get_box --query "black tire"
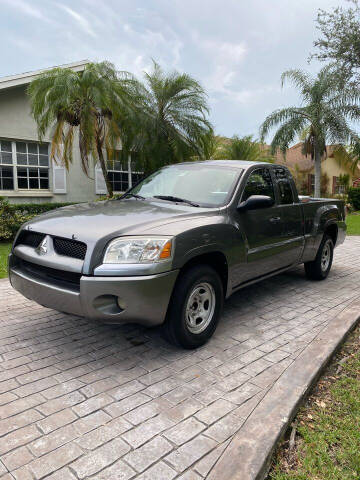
[163,265,224,349]
[304,234,334,280]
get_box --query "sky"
[0,0,350,139]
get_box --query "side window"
[274,167,294,205]
[242,168,275,202]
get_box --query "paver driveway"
[0,237,359,480]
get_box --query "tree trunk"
[96,143,113,197]
[314,144,321,198]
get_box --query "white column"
[127,154,132,188]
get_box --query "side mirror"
[237,195,274,212]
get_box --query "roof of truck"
[179,160,277,169]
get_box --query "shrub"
[9,201,76,215]
[348,187,360,211]
[0,197,78,241]
[96,194,123,202]
[0,199,33,240]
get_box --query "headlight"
[103,237,173,264]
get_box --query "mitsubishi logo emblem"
[36,237,48,255]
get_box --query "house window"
[16,142,49,190]
[333,176,346,195]
[106,151,143,193]
[308,174,315,195]
[0,139,49,191]
[0,140,14,190]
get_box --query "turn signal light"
[160,240,172,259]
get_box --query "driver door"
[233,167,285,284]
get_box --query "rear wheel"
[304,234,334,280]
[163,265,223,349]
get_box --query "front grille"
[16,231,45,248]
[53,237,87,260]
[18,257,82,287]
[16,231,87,261]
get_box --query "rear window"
[274,168,294,205]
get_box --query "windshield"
[129,164,241,207]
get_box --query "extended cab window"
[242,168,275,202]
[274,167,294,205]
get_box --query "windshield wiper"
[120,192,146,200]
[153,195,199,207]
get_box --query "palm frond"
[270,116,308,154]
[281,69,313,100]
[260,107,309,141]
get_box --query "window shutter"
[332,176,337,195]
[95,164,107,194]
[52,145,67,194]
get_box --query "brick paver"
[0,237,359,479]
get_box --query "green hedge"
[7,201,76,215]
[0,197,77,241]
[348,187,360,211]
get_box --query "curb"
[208,298,360,480]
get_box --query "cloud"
[191,32,248,98]
[122,22,183,70]
[2,0,49,21]
[232,85,281,104]
[201,39,247,64]
[58,5,97,38]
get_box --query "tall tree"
[192,129,222,160]
[311,1,360,86]
[134,62,212,173]
[217,135,275,162]
[260,67,360,197]
[28,61,135,197]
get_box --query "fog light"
[117,298,127,310]
[93,295,123,315]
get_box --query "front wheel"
[304,235,334,280]
[163,265,223,349]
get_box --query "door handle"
[269,216,281,223]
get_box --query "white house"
[0,60,141,204]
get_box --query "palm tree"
[217,135,275,162]
[192,129,222,160]
[134,62,212,173]
[260,67,360,197]
[28,61,135,197]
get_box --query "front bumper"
[9,253,179,326]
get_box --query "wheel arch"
[176,251,229,297]
[324,222,338,246]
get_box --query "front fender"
[171,221,246,297]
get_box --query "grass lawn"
[268,325,360,480]
[346,211,360,235]
[0,242,11,278]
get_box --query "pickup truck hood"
[23,199,213,242]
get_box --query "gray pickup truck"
[9,160,346,348]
